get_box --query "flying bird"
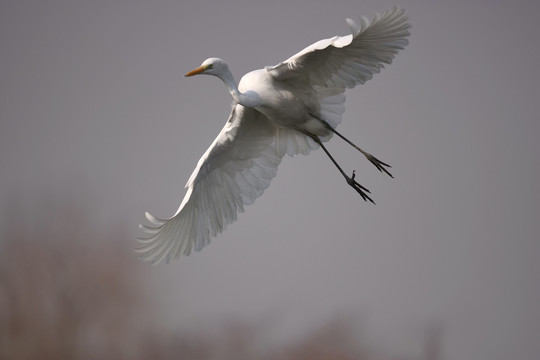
[137,7,410,263]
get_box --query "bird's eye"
[206,64,214,69]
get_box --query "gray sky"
[1,0,539,359]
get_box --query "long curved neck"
[217,69,261,108]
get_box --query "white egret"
[137,7,410,263]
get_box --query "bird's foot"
[346,170,375,204]
[365,153,393,178]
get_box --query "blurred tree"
[0,197,438,359]
[0,200,150,359]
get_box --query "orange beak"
[185,65,207,77]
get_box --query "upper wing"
[267,7,410,89]
[136,105,282,264]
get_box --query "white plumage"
[137,7,410,264]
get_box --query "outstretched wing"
[267,7,410,89]
[136,105,282,264]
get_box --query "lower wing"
[136,105,283,264]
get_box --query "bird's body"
[209,62,335,139]
[137,8,410,264]
[240,70,313,128]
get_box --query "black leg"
[310,113,394,178]
[328,125,394,178]
[311,135,375,204]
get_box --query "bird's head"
[185,58,229,78]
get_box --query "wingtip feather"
[346,18,360,37]
[145,211,166,225]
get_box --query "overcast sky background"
[1,0,539,359]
